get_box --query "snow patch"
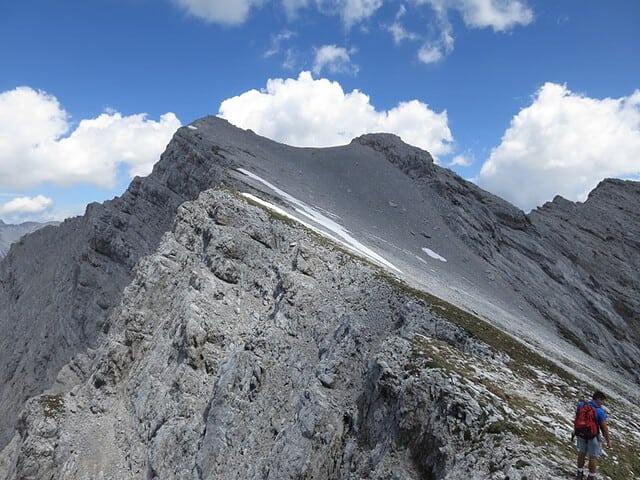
[187,125,198,130]
[237,168,402,274]
[422,247,447,262]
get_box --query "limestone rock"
[4,189,622,479]
[1,117,639,479]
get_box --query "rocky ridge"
[0,220,57,259]
[3,189,639,479]
[0,116,639,478]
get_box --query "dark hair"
[593,391,607,401]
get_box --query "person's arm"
[600,420,612,448]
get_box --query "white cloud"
[169,1,533,68]
[264,30,296,58]
[172,0,264,24]
[317,0,383,26]
[218,71,452,158]
[478,83,640,211]
[387,6,421,45]
[264,30,299,70]
[173,0,381,26]
[410,0,532,62]
[282,0,309,18]
[385,3,454,64]
[417,0,533,31]
[417,19,454,64]
[0,87,69,167]
[388,21,420,44]
[0,86,181,190]
[0,195,53,215]
[450,154,472,167]
[418,42,444,63]
[456,0,534,31]
[312,45,358,75]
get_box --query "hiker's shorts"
[577,436,602,457]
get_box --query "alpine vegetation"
[0,117,638,479]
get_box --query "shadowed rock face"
[0,126,232,449]
[0,116,638,478]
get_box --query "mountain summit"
[1,117,638,479]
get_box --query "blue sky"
[1,0,639,223]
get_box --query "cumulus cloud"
[0,86,181,190]
[173,0,534,31]
[477,83,640,211]
[312,45,358,75]
[172,0,265,24]
[218,71,452,157]
[0,195,53,215]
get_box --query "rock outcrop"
[0,116,639,479]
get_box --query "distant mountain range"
[0,220,58,259]
[1,117,638,479]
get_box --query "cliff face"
[0,127,233,450]
[416,167,640,383]
[0,117,639,479]
[528,180,640,368]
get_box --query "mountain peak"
[352,131,435,179]
[586,177,640,205]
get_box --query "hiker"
[575,390,611,479]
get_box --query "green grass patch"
[378,271,583,389]
[600,444,640,479]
